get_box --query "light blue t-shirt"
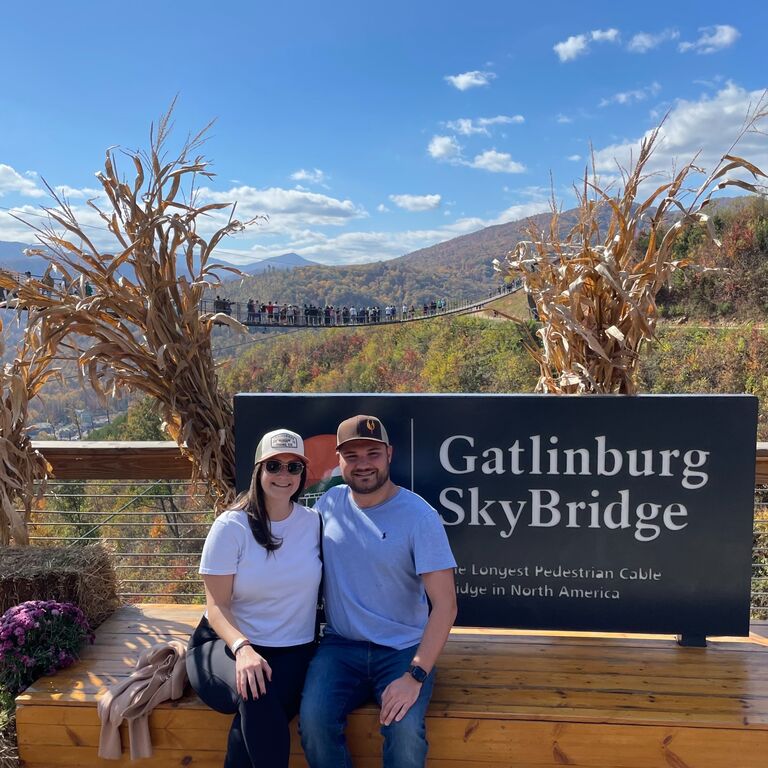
[315,484,457,650]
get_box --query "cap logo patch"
[271,433,298,449]
[366,419,377,434]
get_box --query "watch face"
[409,665,428,683]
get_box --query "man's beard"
[345,465,390,495]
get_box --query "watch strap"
[408,664,428,683]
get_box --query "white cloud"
[0,164,44,198]
[469,150,525,174]
[556,114,573,124]
[376,203,389,213]
[181,186,371,246]
[290,168,327,185]
[428,135,461,161]
[199,185,366,228]
[445,119,478,136]
[554,29,620,62]
[693,75,727,89]
[591,28,620,43]
[428,135,526,174]
[389,194,442,212]
[0,207,38,242]
[444,70,496,91]
[53,185,106,199]
[591,83,768,194]
[600,81,661,107]
[679,25,740,54]
[226,227,465,266]
[554,34,589,62]
[445,115,524,136]
[568,154,582,162]
[493,201,551,224]
[627,28,679,53]
[0,200,121,249]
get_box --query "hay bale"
[0,543,119,629]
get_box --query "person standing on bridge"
[187,428,321,768]
[299,415,457,768]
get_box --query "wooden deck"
[15,604,768,768]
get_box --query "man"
[300,415,457,768]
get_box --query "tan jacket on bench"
[97,640,188,760]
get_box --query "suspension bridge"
[0,268,525,330]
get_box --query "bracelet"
[230,637,251,655]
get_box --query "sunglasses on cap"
[262,459,305,475]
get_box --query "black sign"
[234,394,757,637]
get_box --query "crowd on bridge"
[213,298,452,326]
[210,283,515,327]
[0,268,93,306]
[1,264,518,326]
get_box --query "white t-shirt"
[199,504,321,646]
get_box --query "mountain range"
[216,208,575,309]
[0,205,687,310]
[0,242,318,278]
[1,195,755,310]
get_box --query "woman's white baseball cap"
[253,429,309,464]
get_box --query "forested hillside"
[214,256,503,311]
[103,316,768,442]
[657,197,768,319]
[220,316,539,395]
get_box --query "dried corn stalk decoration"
[9,108,257,511]
[0,316,55,544]
[495,106,768,394]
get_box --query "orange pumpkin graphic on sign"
[302,434,343,499]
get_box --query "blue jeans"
[299,633,435,768]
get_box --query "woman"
[186,428,321,768]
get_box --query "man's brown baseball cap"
[336,415,390,449]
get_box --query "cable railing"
[755,486,768,616]
[27,477,329,602]
[22,441,768,618]
[30,479,212,600]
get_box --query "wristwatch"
[408,664,429,683]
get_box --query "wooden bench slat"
[27,659,768,707]
[37,658,768,696]
[69,652,768,684]
[16,713,768,768]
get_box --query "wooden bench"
[15,604,768,767]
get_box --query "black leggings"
[186,617,315,768]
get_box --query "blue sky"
[1,1,767,266]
